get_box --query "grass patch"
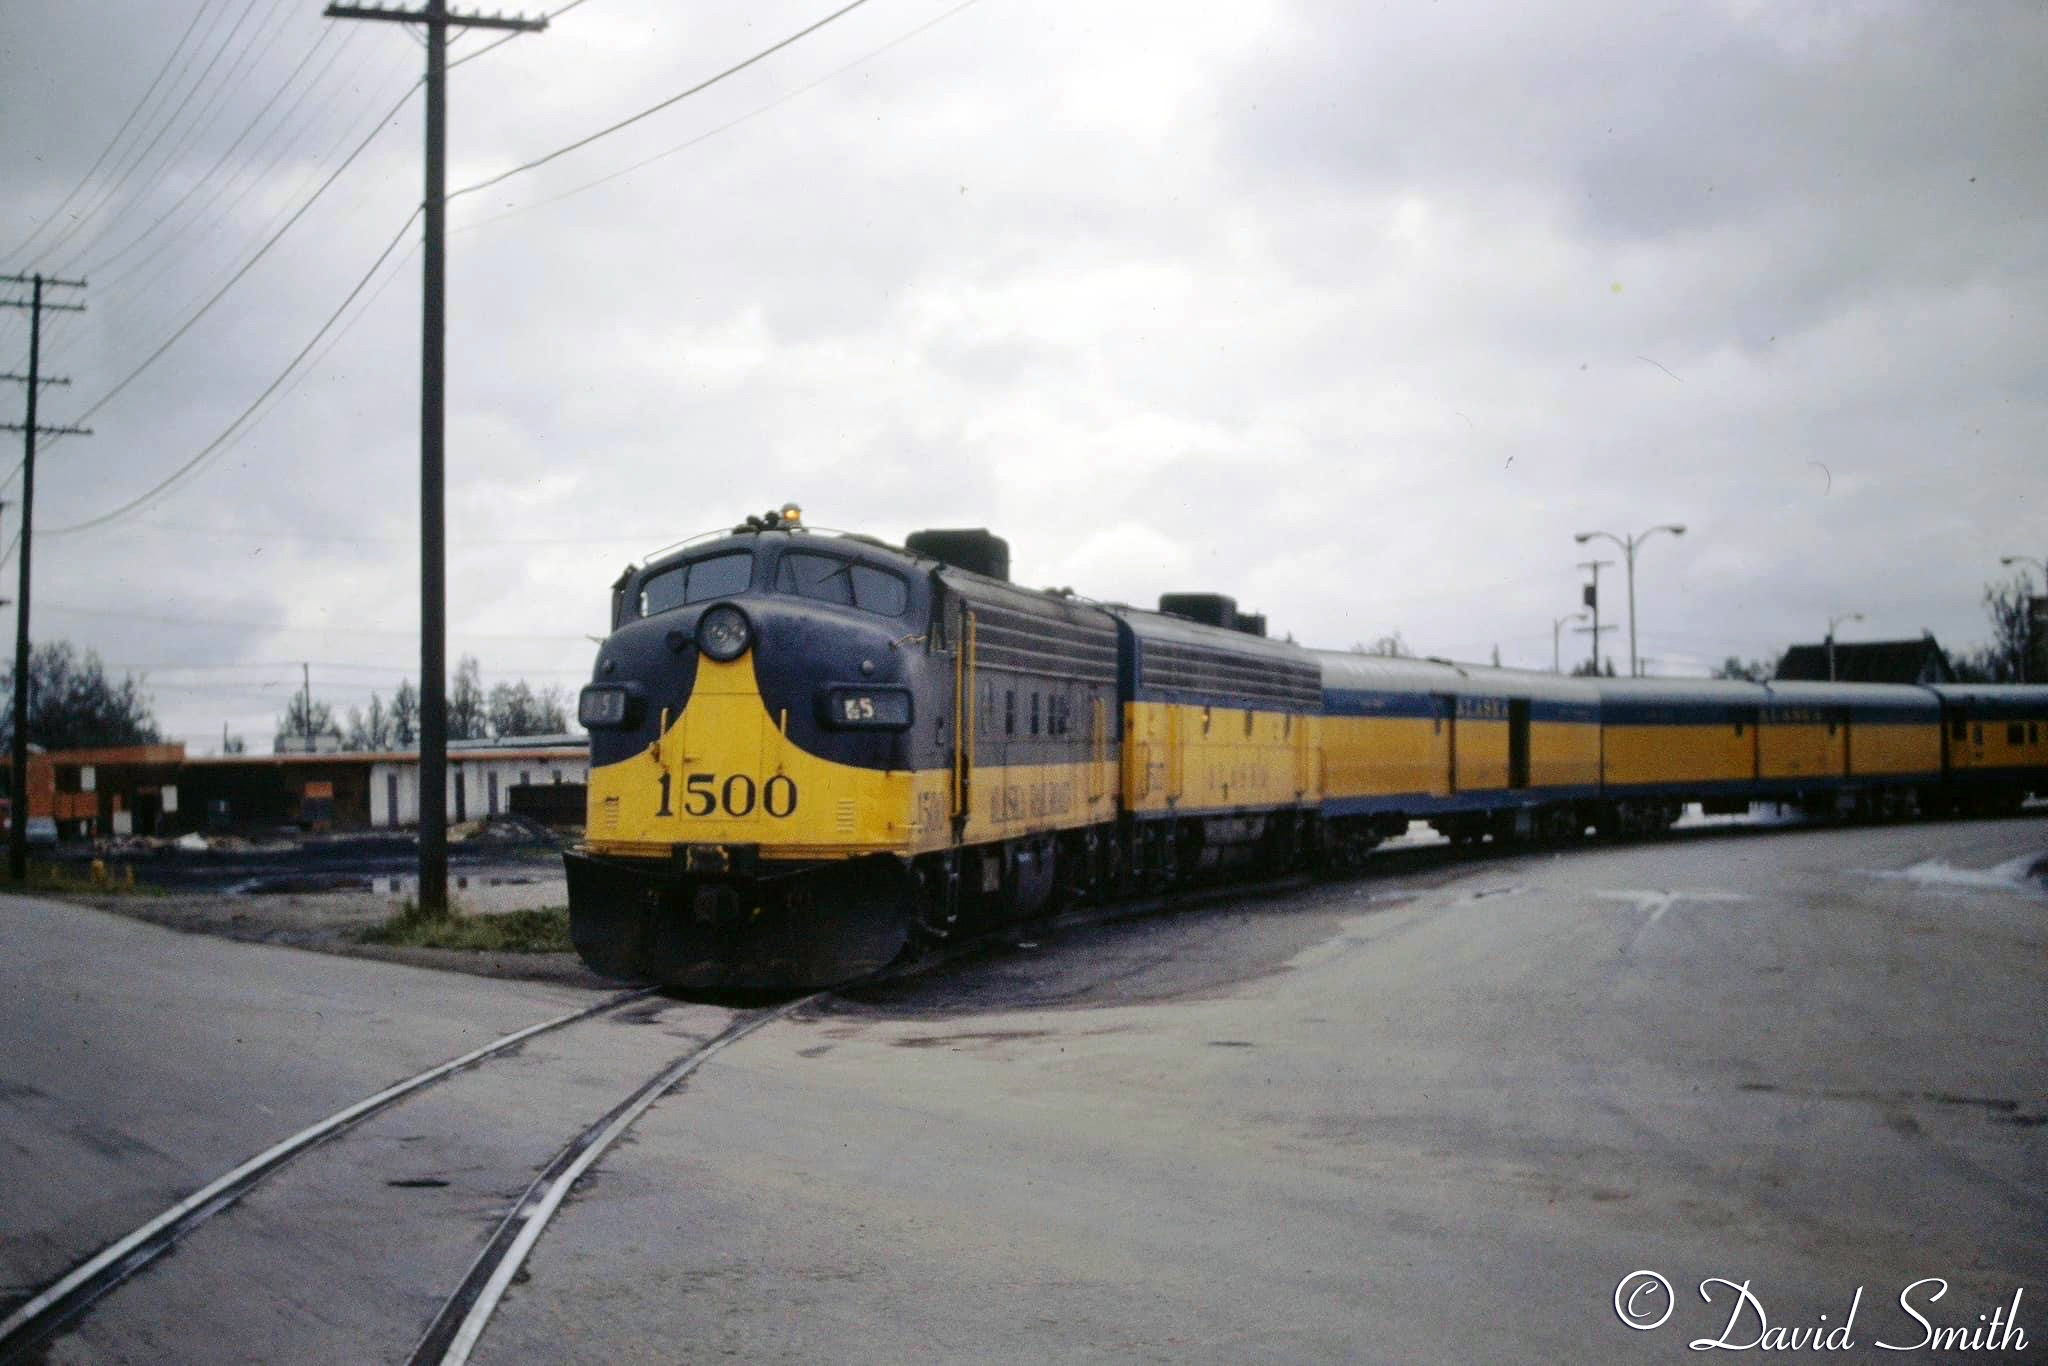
[359,903,573,953]
[4,860,163,896]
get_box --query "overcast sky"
[1,0,2041,751]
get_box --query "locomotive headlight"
[697,604,753,661]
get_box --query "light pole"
[1552,612,1587,673]
[1825,611,1863,682]
[2001,555,2045,682]
[1574,524,1686,677]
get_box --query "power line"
[448,0,593,70]
[2,0,224,267]
[448,0,875,208]
[455,0,986,236]
[63,0,306,275]
[33,80,420,458]
[120,522,677,546]
[38,598,594,641]
[42,205,423,536]
[98,46,408,349]
[94,28,375,309]
[83,24,344,279]
[35,0,266,267]
[141,658,591,674]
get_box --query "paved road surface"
[4,818,2043,1362]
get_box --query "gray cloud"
[1,0,2041,746]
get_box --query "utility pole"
[302,662,313,751]
[2,273,90,881]
[1552,612,1587,673]
[1574,559,1615,675]
[325,2,546,915]
[1575,524,1687,677]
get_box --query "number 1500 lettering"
[655,771,798,819]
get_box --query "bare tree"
[345,694,395,751]
[1350,631,1412,657]
[275,692,340,752]
[1714,656,1772,682]
[391,680,420,747]
[449,656,489,741]
[1981,570,2035,682]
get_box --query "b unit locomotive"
[570,510,2048,989]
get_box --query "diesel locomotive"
[570,508,2048,989]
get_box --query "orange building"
[0,744,189,838]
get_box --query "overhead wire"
[30,0,974,544]
[121,76,413,365]
[41,204,424,537]
[123,522,676,546]
[83,22,343,280]
[64,0,306,277]
[448,0,875,207]
[447,0,594,70]
[38,599,594,641]
[2,0,224,267]
[455,0,986,237]
[34,0,266,267]
[40,79,422,446]
[94,25,383,322]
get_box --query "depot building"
[2,735,590,838]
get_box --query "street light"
[1573,523,1687,677]
[1826,611,1864,682]
[1552,612,1587,673]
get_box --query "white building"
[368,735,589,828]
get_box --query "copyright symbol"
[1614,1270,1674,1331]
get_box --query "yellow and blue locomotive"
[572,508,2048,990]
[569,511,1126,987]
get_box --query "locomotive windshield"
[637,551,753,617]
[775,551,908,617]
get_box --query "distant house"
[1774,635,1956,685]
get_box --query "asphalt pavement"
[3,817,2043,1362]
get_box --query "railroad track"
[7,811,2033,1360]
[0,869,1300,1363]
[0,987,824,1364]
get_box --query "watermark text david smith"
[1613,1272,2029,1352]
